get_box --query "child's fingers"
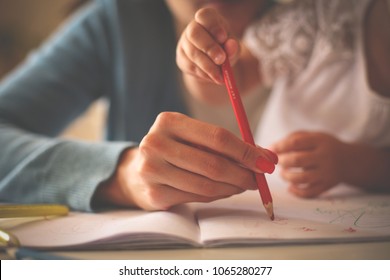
[280,167,319,185]
[278,151,315,169]
[272,131,317,153]
[194,8,228,44]
[176,43,213,82]
[178,32,224,83]
[176,7,241,84]
[223,38,240,64]
[288,182,331,198]
[185,20,226,65]
[194,8,241,68]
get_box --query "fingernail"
[256,157,275,174]
[214,53,225,65]
[264,149,278,164]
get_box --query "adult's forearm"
[0,122,134,211]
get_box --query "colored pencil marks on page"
[299,227,316,232]
[315,199,390,229]
[344,227,357,233]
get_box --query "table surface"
[2,240,388,260]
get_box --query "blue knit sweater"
[0,0,188,211]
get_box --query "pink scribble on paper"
[344,227,357,233]
[300,227,316,232]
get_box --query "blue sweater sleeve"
[0,1,134,211]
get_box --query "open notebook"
[3,183,390,250]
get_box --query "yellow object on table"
[0,204,69,218]
[0,204,69,248]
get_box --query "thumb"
[223,38,240,65]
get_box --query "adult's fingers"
[150,112,276,174]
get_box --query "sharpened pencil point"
[265,202,274,221]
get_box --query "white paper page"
[195,179,390,246]
[7,204,200,249]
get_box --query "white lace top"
[244,0,390,148]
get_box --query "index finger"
[272,131,317,153]
[195,7,228,44]
[153,112,275,173]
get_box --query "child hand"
[176,7,240,85]
[271,131,348,198]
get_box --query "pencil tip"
[264,202,274,221]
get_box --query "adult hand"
[95,112,277,210]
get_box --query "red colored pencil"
[221,59,274,220]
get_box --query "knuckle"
[195,68,210,81]
[139,133,160,157]
[204,157,225,179]
[202,61,220,79]
[198,180,217,197]
[206,44,221,58]
[240,144,254,164]
[154,112,182,129]
[136,157,158,178]
[154,112,171,127]
[210,127,230,148]
[188,60,205,77]
[186,21,202,41]
[188,46,204,63]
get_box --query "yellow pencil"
[0,204,69,218]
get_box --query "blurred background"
[0,0,104,141]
